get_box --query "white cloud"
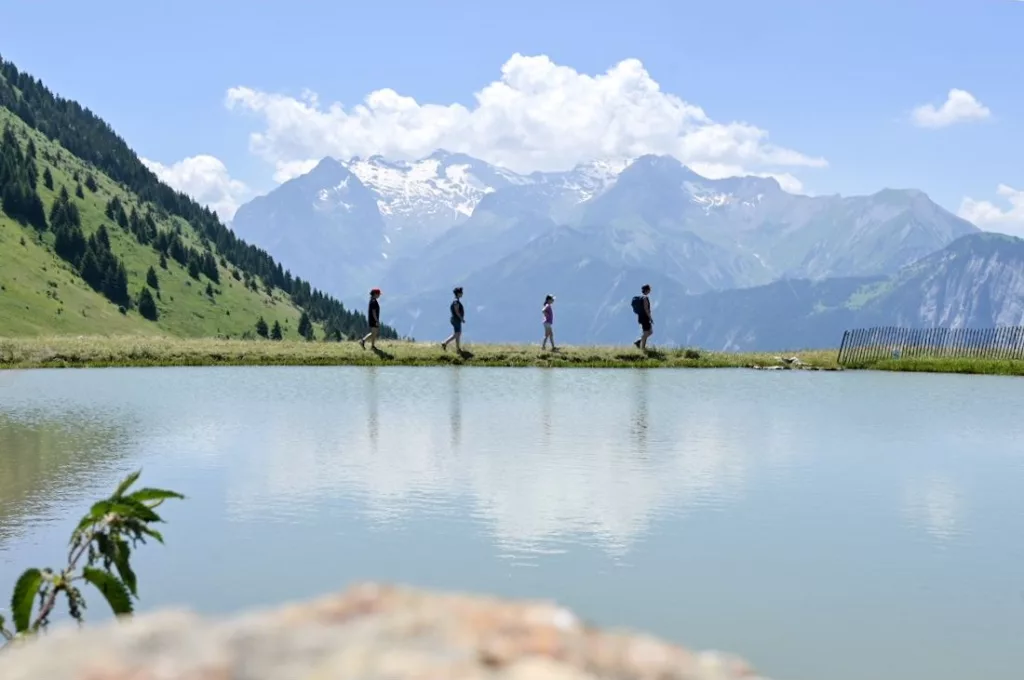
[224,53,826,183]
[141,154,250,222]
[911,88,991,129]
[959,184,1024,236]
[272,158,319,184]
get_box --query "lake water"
[1,366,1022,679]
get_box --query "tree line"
[0,54,397,340]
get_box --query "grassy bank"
[0,335,840,370]
[1,336,1021,375]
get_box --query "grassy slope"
[0,107,313,340]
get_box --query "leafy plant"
[0,470,183,647]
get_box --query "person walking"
[541,294,558,351]
[359,288,382,350]
[631,284,653,350]
[441,286,465,353]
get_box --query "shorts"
[639,318,652,333]
[451,318,463,333]
[543,322,552,332]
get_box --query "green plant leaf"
[124,519,164,544]
[114,498,163,524]
[82,568,133,616]
[126,488,184,504]
[113,539,137,597]
[112,470,142,498]
[11,568,42,633]
[87,499,162,525]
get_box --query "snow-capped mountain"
[333,150,633,255]
[343,150,525,243]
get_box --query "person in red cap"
[360,288,382,350]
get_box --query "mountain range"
[231,150,1024,350]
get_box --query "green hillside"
[0,56,394,342]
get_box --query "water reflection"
[2,367,1024,680]
[450,367,462,451]
[631,369,649,458]
[218,367,755,555]
[367,366,379,452]
[903,475,964,543]
[0,414,127,546]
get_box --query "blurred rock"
[0,582,766,679]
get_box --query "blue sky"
[1,0,1021,231]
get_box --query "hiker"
[631,284,653,349]
[441,286,465,352]
[359,288,382,350]
[541,294,558,351]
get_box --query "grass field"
[0,335,1020,375]
[0,335,838,370]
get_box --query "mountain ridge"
[233,151,975,311]
[0,55,392,341]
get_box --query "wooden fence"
[836,326,1024,364]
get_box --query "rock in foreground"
[0,583,765,679]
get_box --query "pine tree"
[205,282,214,297]
[187,257,200,280]
[159,252,168,269]
[84,174,98,192]
[95,224,111,249]
[298,311,314,341]
[146,266,159,290]
[271,320,283,341]
[255,316,269,338]
[75,182,84,199]
[42,167,53,190]
[0,124,47,230]
[26,138,36,159]
[138,287,158,321]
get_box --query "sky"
[1,0,1022,234]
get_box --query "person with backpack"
[441,286,465,353]
[359,287,382,350]
[631,284,653,350]
[541,294,558,351]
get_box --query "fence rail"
[836,326,1024,365]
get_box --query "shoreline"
[1,335,1021,376]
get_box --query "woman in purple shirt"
[541,294,558,351]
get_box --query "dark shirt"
[368,298,380,327]
[639,295,652,323]
[450,299,464,321]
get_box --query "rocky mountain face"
[231,157,387,296]
[383,233,1024,350]
[231,151,991,347]
[637,233,1024,351]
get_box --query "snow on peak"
[683,180,736,213]
[344,155,497,220]
[530,157,635,203]
[339,153,635,226]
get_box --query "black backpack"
[630,295,645,315]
